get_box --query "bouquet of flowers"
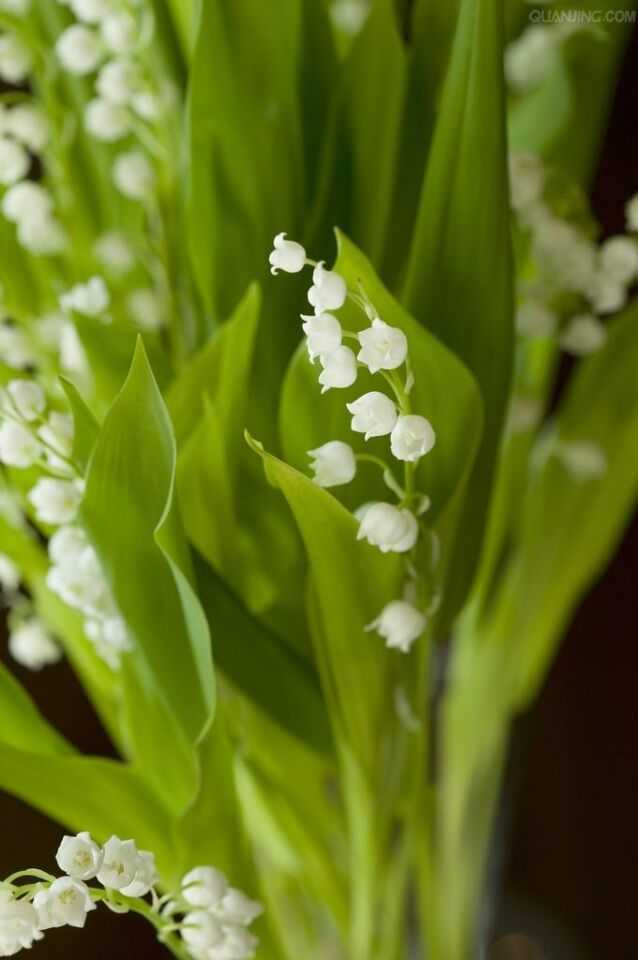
[0,0,636,957]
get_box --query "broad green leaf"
[186,0,303,317]
[248,436,405,777]
[0,746,176,880]
[81,341,213,807]
[280,232,483,556]
[0,663,72,756]
[60,377,99,472]
[403,0,514,622]
[194,552,331,755]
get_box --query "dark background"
[1,29,637,960]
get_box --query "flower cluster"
[0,377,130,669]
[508,151,638,363]
[0,832,263,959]
[269,234,436,654]
[0,24,66,256]
[55,0,158,200]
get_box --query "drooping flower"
[5,103,49,153]
[390,415,436,463]
[17,211,67,256]
[101,11,138,54]
[317,345,357,393]
[127,288,163,332]
[357,318,408,373]
[598,235,638,286]
[0,888,42,955]
[2,181,53,223]
[515,300,557,338]
[268,233,306,275]
[0,553,20,593]
[181,910,225,954]
[0,420,40,468]
[113,149,154,199]
[61,276,110,317]
[33,877,96,929]
[9,618,62,670]
[301,312,342,360]
[504,24,560,94]
[97,58,143,105]
[56,832,103,881]
[56,24,104,75]
[0,136,30,185]
[308,441,356,488]
[6,379,46,421]
[85,97,130,142]
[559,314,607,356]
[119,851,157,898]
[182,866,229,909]
[94,231,134,274]
[210,925,259,959]
[346,391,397,440]
[0,34,33,85]
[97,837,140,891]
[28,478,83,525]
[356,502,418,554]
[588,273,626,315]
[366,600,427,653]
[66,0,114,22]
[307,262,347,312]
[216,889,264,926]
[508,151,544,215]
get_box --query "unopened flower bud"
[268,233,306,275]
[366,600,426,653]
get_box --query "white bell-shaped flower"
[216,889,264,926]
[28,477,83,525]
[0,34,33,85]
[94,231,134,274]
[0,324,36,369]
[113,149,154,199]
[85,97,130,142]
[182,866,228,909]
[268,232,306,275]
[120,850,157,897]
[97,837,140,890]
[366,599,426,653]
[357,502,418,554]
[347,391,397,440]
[56,24,104,75]
[318,345,357,393]
[308,441,356,488]
[6,104,49,153]
[56,832,103,881]
[34,877,96,929]
[181,910,225,953]
[390,414,436,462]
[2,181,53,223]
[18,211,67,255]
[560,314,607,356]
[212,925,259,959]
[357,318,408,373]
[0,420,40,467]
[505,24,559,94]
[128,288,163,331]
[60,276,110,317]
[301,312,342,360]
[0,135,30,185]
[101,11,138,53]
[0,553,20,593]
[515,300,557,338]
[599,235,638,286]
[625,194,638,233]
[38,411,74,459]
[9,618,62,670]
[555,441,607,480]
[588,272,626,315]
[508,151,544,214]
[307,262,347,312]
[97,58,143,104]
[131,89,160,121]
[0,889,42,955]
[84,616,131,669]
[6,379,45,421]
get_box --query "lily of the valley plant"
[0,1,636,958]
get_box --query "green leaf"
[0,746,176,880]
[403,0,514,621]
[194,552,332,755]
[186,0,304,317]
[0,663,72,756]
[60,377,99,472]
[81,340,214,807]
